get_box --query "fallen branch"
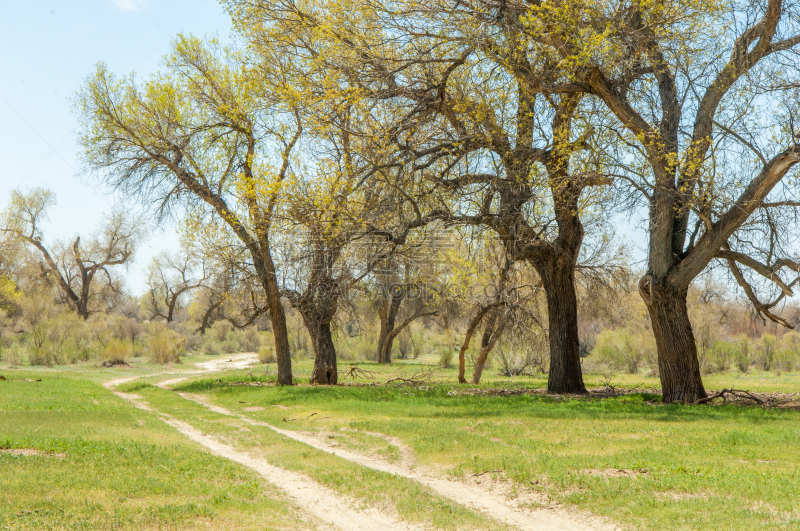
[694,389,765,405]
[383,368,435,386]
[344,366,378,380]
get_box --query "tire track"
[171,389,620,531]
[105,358,424,531]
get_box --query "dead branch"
[383,368,435,386]
[694,389,765,405]
[344,366,378,380]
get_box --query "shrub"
[29,347,54,367]
[184,334,203,352]
[210,320,233,342]
[709,340,737,373]
[148,330,185,364]
[258,345,276,364]
[204,340,221,355]
[592,328,656,374]
[756,334,777,371]
[220,339,240,354]
[63,339,91,364]
[733,335,753,372]
[102,339,132,365]
[495,341,546,377]
[397,329,411,359]
[439,348,454,368]
[777,331,800,371]
[241,327,262,352]
[2,343,23,366]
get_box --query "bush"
[495,340,547,377]
[64,342,90,363]
[204,340,221,356]
[777,331,800,371]
[734,335,753,372]
[220,339,240,354]
[210,320,233,342]
[184,334,204,352]
[709,340,737,373]
[756,334,778,371]
[29,347,54,367]
[102,339,132,365]
[1,343,23,366]
[439,348,454,368]
[397,329,411,359]
[241,327,262,352]
[258,345,276,363]
[592,328,656,374]
[148,330,185,364]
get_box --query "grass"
[179,365,800,531]
[129,382,515,530]
[0,371,313,530]
[3,355,800,530]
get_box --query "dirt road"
[106,355,619,531]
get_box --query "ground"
[1,352,799,530]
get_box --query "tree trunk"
[269,302,293,385]
[377,332,396,364]
[307,318,338,385]
[77,299,90,321]
[536,257,587,394]
[376,291,403,364]
[457,321,480,384]
[644,279,707,403]
[471,311,505,384]
[263,275,293,385]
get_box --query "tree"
[1,188,137,320]
[145,247,210,323]
[76,37,299,384]
[277,122,437,383]
[457,256,512,384]
[517,0,800,401]
[222,0,621,393]
[372,255,439,364]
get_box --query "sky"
[0,0,233,294]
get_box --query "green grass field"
[2,355,800,530]
[0,370,313,531]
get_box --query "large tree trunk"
[262,264,293,385]
[376,331,396,364]
[268,300,293,385]
[644,279,707,403]
[536,256,587,394]
[307,317,338,385]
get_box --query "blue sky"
[0,0,232,294]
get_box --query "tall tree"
[76,37,299,384]
[223,0,620,393]
[516,0,800,401]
